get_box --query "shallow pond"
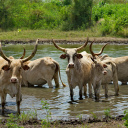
[0,43,128,120]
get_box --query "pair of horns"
[52,37,89,52]
[52,38,108,55]
[90,41,108,57]
[0,39,38,63]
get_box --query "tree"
[62,0,93,30]
[0,0,14,30]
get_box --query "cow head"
[0,39,38,84]
[52,38,89,68]
[91,56,107,76]
[90,41,108,76]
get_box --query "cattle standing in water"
[86,42,108,101]
[0,39,38,115]
[52,39,108,101]
[22,57,66,88]
[100,59,119,97]
[100,55,128,85]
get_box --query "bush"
[92,3,128,36]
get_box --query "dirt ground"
[2,37,128,44]
[0,115,126,128]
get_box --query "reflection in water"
[0,44,128,119]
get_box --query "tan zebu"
[52,39,108,101]
[0,39,38,115]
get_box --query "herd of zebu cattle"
[0,38,128,115]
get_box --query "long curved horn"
[89,41,95,57]
[76,37,89,52]
[90,41,108,57]
[22,39,38,63]
[52,39,66,52]
[0,42,11,63]
[20,47,26,59]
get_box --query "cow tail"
[55,62,67,87]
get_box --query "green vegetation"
[104,108,111,118]
[5,109,37,128]
[92,2,128,37]
[41,100,51,127]
[91,112,98,120]
[0,0,127,38]
[123,110,128,128]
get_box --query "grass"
[0,28,100,41]
[0,28,128,42]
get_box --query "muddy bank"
[1,37,128,44]
[0,115,125,128]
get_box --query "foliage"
[0,0,128,37]
[41,100,51,123]
[123,110,128,128]
[76,114,83,121]
[91,112,98,119]
[62,0,93,30]
[92,3,128,37]
[19,109,37,124]
[6,113,23,128]
[104,108,111,118]
[5,109,37,128]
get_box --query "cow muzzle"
[10,77,18,83]
[68,63,74,68]
[103,71,107,75]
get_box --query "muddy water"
[0,43,128,120]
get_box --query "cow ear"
[2,65,10,71]
[76,54,83,59]
[22,65,30,70]
[60,54,66,59]
[103,64,107,68]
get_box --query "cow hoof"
[89,94,92,98]
[95,97,99,102]
[2,111,4,115]
[115,93,119,96]
[79,97,83,100]
[105,94,108,98]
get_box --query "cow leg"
[16,93,22,115]
[88,82,92,98]
[70,88,74,101]
[113,81,119,96]
[83,84,87,97]
[112,62,119,96]
[94,84,100,101]
[53,71,59,88]
[79,85,83,100]
[104,84,108,98]
[47,80,53,88]
[1,93,7,115]
[113,77,119,96]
